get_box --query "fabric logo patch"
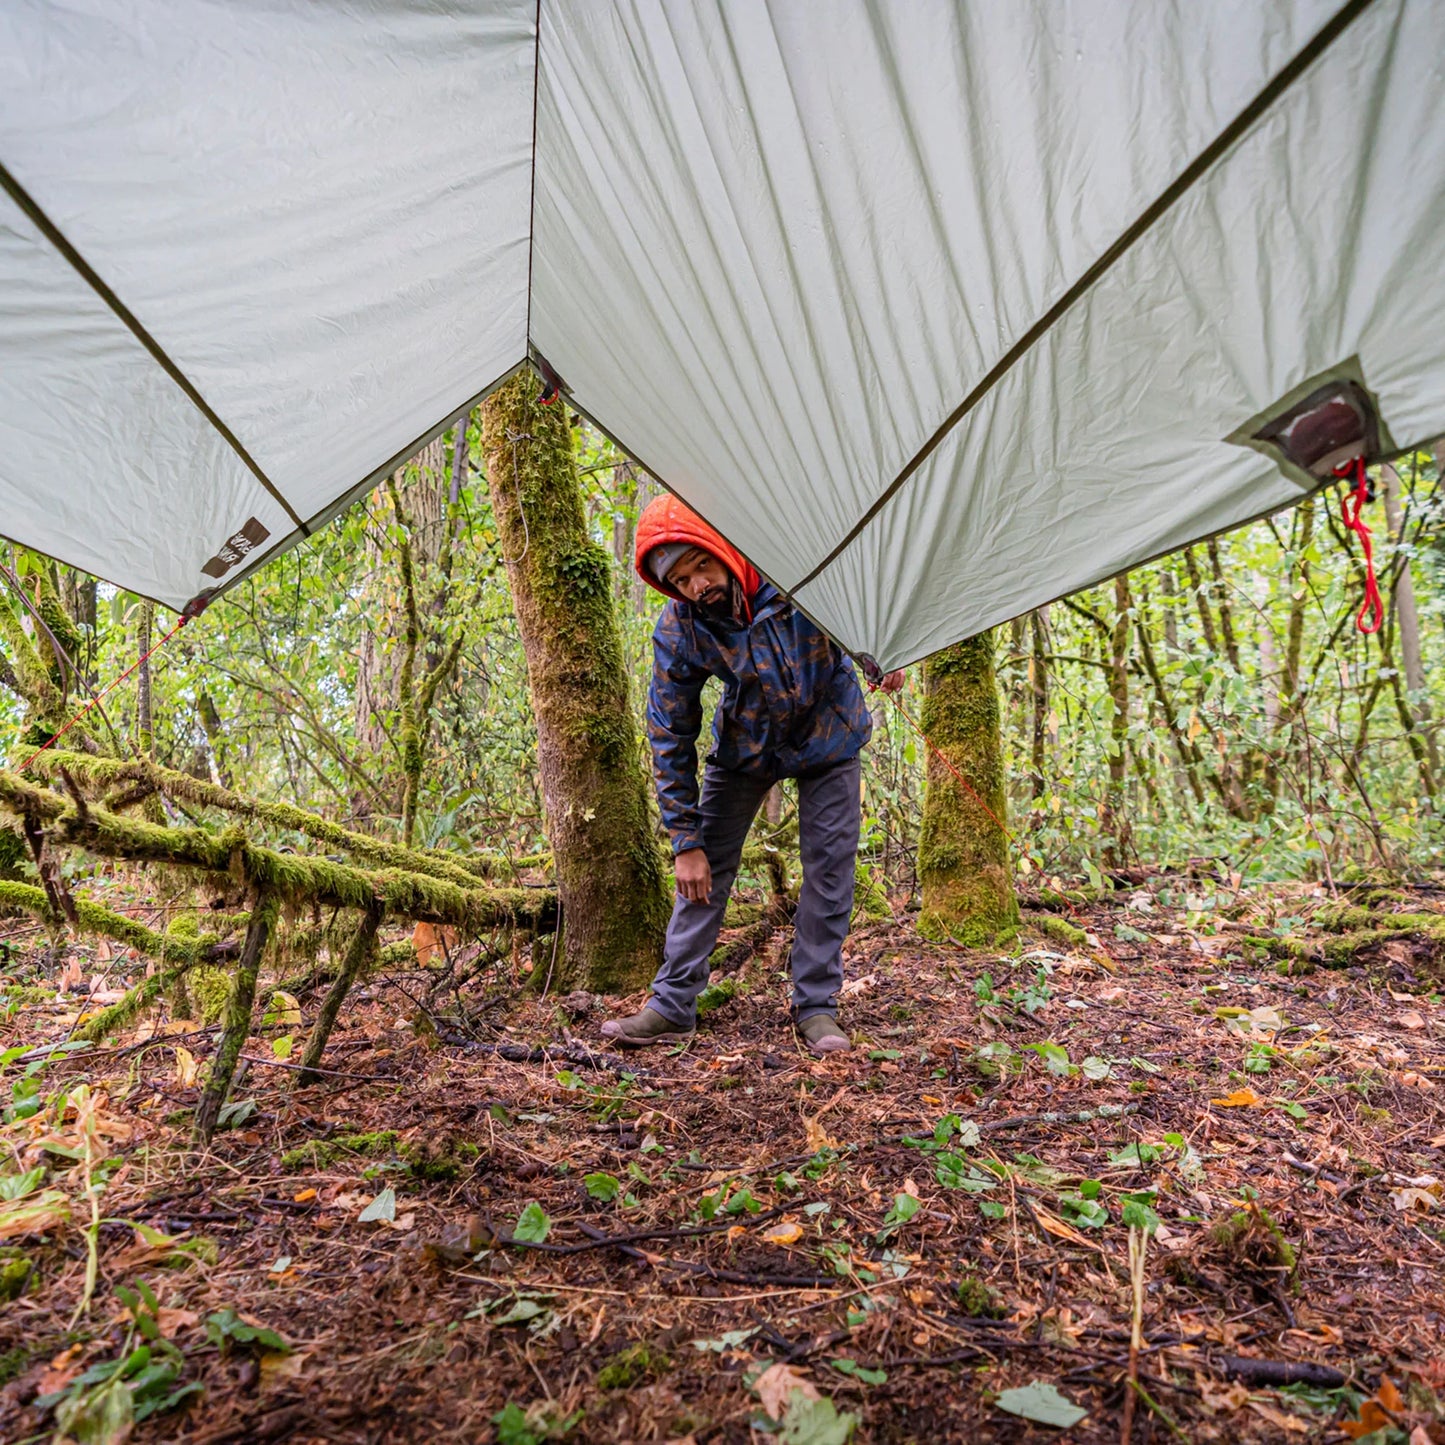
[200,517,271,578]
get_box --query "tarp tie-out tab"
[18,612,193,774]
[1337,456,1383,634]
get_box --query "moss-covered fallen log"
[0,880,252,1041]
[25,752,542,887]
[1243,920,1445,970]
[0,770,556,933]
[0,878,241,968]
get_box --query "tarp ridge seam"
[0,158,306,534]
[790,0,1382,596]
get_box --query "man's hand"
[674,847,713,903]
[878,669,905,694]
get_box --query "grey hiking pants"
[648,755,861,1028]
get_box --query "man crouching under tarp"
[602,495,902,1056]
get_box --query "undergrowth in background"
[4,432,1439,892]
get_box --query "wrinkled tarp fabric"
[3,0,1444,669]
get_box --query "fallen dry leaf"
[762,1221,804,1246]
[753,1362,819,1421]
[1030,1203,1102,1251]
[1248,1398,1311,1434]
[1398,1010,1428,1031]
[804,1117,838,1153]
[411,921,457,967]
[1378,1377,1405,1414]
[173,1045,199,1088]
[1342,1400,1392,1438]
[35,1343,84,1397]
[260,1350,308,1389]
[1391,1186,1441,1213]
[1197,1377,1249,1415]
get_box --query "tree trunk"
[1029,608,1049,799]
[917,632,1018,945]
[193,893,276,1146]
[1280,497,1313,728]
[1102,576,1132,867]
[136,600,154,758]
[630,474,658,616]
[1382,463,1439,774]
[480,372,669,992]
[1207,539,1242,672]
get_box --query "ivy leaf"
[1080,1056,1112,1081]
[1122,1200,1161,1234]
[830,1357,887,1386]
[995,1380,1088,1428]
[879,1192,920,1237]
[585,1172,621,1202]
[780,1395,858,1444]
[512,1201,551,1243]
[1059,1195,1108,1228]
[935,1154,997,1193]
[1028,1042,1077,1077]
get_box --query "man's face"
[665,547,731,607]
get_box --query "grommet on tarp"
[1336,456,1384,634]
[854,651,884,687]
[534,354,569,406]
[181,589,215,621]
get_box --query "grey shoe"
[796,1013,851,1055]
[600,1005,693,1048]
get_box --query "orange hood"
[634,494,761,622]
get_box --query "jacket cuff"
[671,831,704,856]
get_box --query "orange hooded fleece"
[633,495,760,623]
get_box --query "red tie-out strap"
[1336,456,1383,635]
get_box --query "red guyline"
[18,614,191,774]
[1337,455,1383,635]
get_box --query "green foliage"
[511,1201,552,1243]
[205,1307,291,1355]
[595,1342,670,1389]
[36,1281,204,1443]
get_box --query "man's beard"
[697,577,743,623]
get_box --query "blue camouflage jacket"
[646,582,873,853]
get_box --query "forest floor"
[1,870,1444,1444]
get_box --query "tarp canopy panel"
[2,0,1443,670]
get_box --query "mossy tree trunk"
[1102,576,1132,868]
[480,372,669,992]
[917,632,1018,945]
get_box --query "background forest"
[3,405,1444,1445]
[3,417,1440,895]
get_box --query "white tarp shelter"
[3,0,1444,670]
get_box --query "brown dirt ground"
[2,873,1444,1443]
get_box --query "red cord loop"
[1336,456,1383,634]
[873,686,1012,840]
[17,614,191,774]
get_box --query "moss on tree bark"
[480,373,669,992]
[917,633,1019,946]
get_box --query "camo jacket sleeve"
[645,606,711,854]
